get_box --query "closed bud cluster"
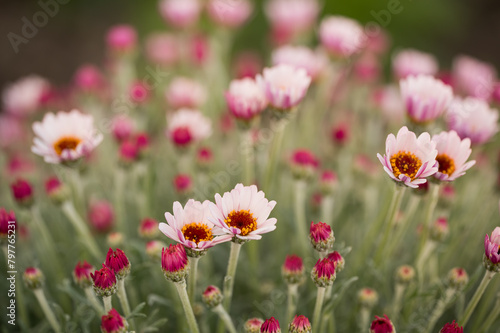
[311,258,336,287]
[440,320,463,333]
[161,244,189,282]
[430,217,449,242]
[0,208,16,241]
[73,261,94,288]
[282,255,305,285]
[447,267,469,290]
[100,308,129,333]
[91,264,117,297]
[288,315,311,333]
[202,285,223,308]
[23,267,44,290]
[370,315,395,333]
[138,218,159,239]
[11,178,34,207]
[309,221,335,253]
[105,248,131,280]
[45,177,69,204]
[358,288,378,308]
[244,318,264,333]
[395,265,415,285]
[327,251,345,272]
[261,317,281,333]
[290,149,319,180]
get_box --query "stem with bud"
[174,280,200,333]
[103,296,112,313]
[84,287,105,315]
[117,279,134,330]
[286,284,299,324]
[212,304,237,333]
[312,287,326,333]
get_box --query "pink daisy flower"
[207,0,253,28]
[452,55,497,101]
[319,16,365,58]
[166,77,206,110]
[484,227,500,266]
[392,49,439,80]
[431,131,475,181]
[159,0,201,28]
[166,109,212,147]
[225,77,268,121]
[3,75,49,117]
[271,45,328,81]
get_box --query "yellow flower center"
[53,136,82,156]
[224,210,257,236]
[181,222,213,244]
[436,153,456,176]
[390,151,422,180]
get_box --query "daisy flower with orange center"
[32,110,103,164]
[377,126,438,188]
[208,183,277,242]
[159,199,232,255]
[431,130,476,182]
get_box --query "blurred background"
[0,0,499,88]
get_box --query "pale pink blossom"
[392,49,439,80]
[319,16,365,57]
[264,0,319,38]
[3,76,49,117]
[377,126,438,188]
[373,85,405,124]
[431,131,475,181]
[453,55,497,100]
[111,115,134,142]
[145,33,180,66]
[74,65,104,92]
[159,0,201,28]
[166,109,212,147]
[207,0,253,28]
[225,77,267,120]
[0,115,24,149]
[166,77,206,110]
[106,25,137,53]
[271,45,328,81]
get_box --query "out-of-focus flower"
[365,29,390,55]
[484,227,500,272]
[107,232,124,248]
[327,251,344,272]
[290,149,319,179]
[447,267,469,290]
[105,248,131,280]
[173,174,193,195]
[311,257,336,287]
[23,267,44,290]
[256,64,311,111]
[166,77,206,110]
[452,55,497,100]
[139,218,159,239]
[265,0,319,42]
[320,170,338,195]
[370,315,395,333]
[91,264,117,297]
[225,78,267,121]
[32,110,103,164]
[134,132,150,152]
[309,221,335,253]
[6,155,35,177]
[202,285,223,308]
[354,52,381,83]
[282,254,305,284]
[88,200,114,233]
[111,115,134,143]
[129,81,150,105]
[261,317,281,333]
[145,33,180,66]
[207,0,253,28]
[319,16,365,58]
[3,75,49,117]
[245,318,264,333]
[101,308,129,333]
[161,243,189,282]
[288,315,311,333]
[0,115,24,149]
[440,184,456,207]
[358,288,378,308]
[392,49,439,80]
[11,178,33,206]
[234,52,262,79]
[209,184,277,242]
[331,122,350,146]
[74,65,105,92]
[440,321,463,333]
[106,25,137,54]
[73,261,94,288]
[431,131,475,182]
[395,265,415,285]
[271,45,327,81]
[197,147,213,167]
[146,240,166,260]
[160,199,232,256]
[118,140,139,165]
[45,176,69,204]
[0,208,16,240]
[166,109,212,148]
[189,34,210,66]
[372,85,405,124]
[159,0,201,28]
[446,97,499,145]
[400,74,453,124]
[377,126,438,188]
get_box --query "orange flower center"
[390,151,422,180]
[53,136,82,156]
[224,210,257,236]
[181,223,213,244]
[436,153,455,176]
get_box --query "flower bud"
[74,64,104,93]
[11,178,33,207]
[111,115,134,143]
[395,265,415,285]
[311,258,336,288]
[197,147,213,168]
[129,81,150,105]
[202,285,223,308]
[358,288,378,308]
[430,217,449,242]
[370,315,395,333]
[138,218,159,239]
[327,251,345,272]
[88,200,115,233]
[447,267,469,290]
[118,141,139,166]
[261,317,281,333]
[484,227,500,272]
[319,170,338,195]
[106,25,137,54]
[173,174,192,195]
[309,221,335,253]
[105,248,131,280]
[107,232,124,248]
[73,261,94,288]
[45,177,69,204]
[161,244,189,282]
[23,267,44,289]
[0,208,16,241]
[331,123,350,146]
[440,320,463,333]
[244,318,264,333]
[100,308,129,333]
[282,255,305,285]
[290,149,319,180]
[91,264,117,297]
[146,240,166,260]
[440,184,456,208]
[288,315,311,333]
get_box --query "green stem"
[84,287,105,315]
[391,283,406,325]
[263,117,287,192]
[459,270,496,327]
[386,195,420,259]
[33,289,62,333]
[416,240,437,286]
[359,306,371,332]
[114,168,126,235]
[212,304,237,333]
[320,195,335,227]
[174,280,200,333]
[312,287,326,333]
[117,279,135,330]
[103,296,112,313]
[286,284,299,324]
[241,128,254,185]
[478,292,500,332]
[424,288,456,333]
[61,201,102,261]
[294,180,310,255]
[418,183,440,253]
[222,242,242,310]
[188,257,200,304]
